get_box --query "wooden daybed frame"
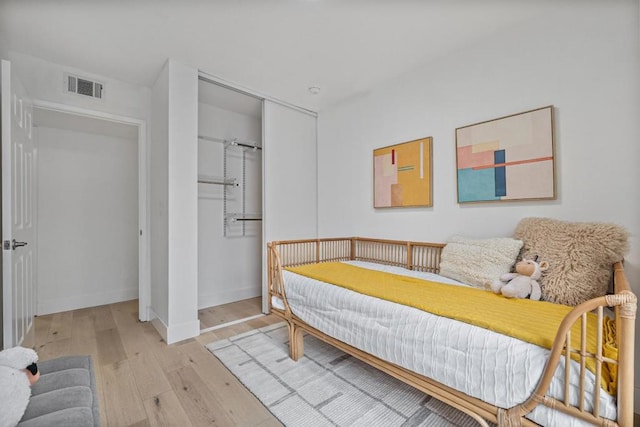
[267,237,636,427]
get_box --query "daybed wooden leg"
[497,407,522,427]
[288,322,304,361]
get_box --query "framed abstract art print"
[455,106,555,203]
[374,137,432,208]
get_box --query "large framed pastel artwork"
[456,106,555,204]
[374,137,432,208]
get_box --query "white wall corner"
[166,319,200,345]
[150,313,168,344]
[149,60,170,324]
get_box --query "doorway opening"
[32,102,149,320]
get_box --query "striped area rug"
[206,322,482,427]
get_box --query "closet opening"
[197,77,264,332]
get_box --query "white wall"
[150,61,169,327]
[317,1,640,406]
[0,54,6,347]
[7,51,150,120]
[36,126,138,314]
[198,102,262,309]
[166,60,199,342]
[149,60,199,343]
[0,38,7,61]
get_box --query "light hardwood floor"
[198,297,263,330]
[33,299,283,427]
[36,300,640,427]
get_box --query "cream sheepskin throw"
[439,236,523,288]
[0,346,38,427]
[514,217,629,306]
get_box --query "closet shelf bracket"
[197,175,238,187]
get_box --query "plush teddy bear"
[0,346,39,427]
[490,258,549,300]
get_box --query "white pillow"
[439,236,523,288]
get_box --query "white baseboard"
[198,286,261,310]
[149,309,199,345]
[37,288,138,315]
[147,308,199,345]
[166,319,200,344]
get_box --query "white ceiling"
[0,1,564,112]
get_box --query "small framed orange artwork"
[373,137,432,208]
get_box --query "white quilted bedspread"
[280,261,617,427]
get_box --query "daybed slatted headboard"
[352,237,445,273]
[269,237,445,273]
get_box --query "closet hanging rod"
[226,213,262,223]
[198,134,262,151]
[197,175,237,186]
[232,141,262,151]
[197,179,238,186]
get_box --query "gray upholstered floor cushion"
[17,356,99,427]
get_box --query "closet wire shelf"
[199,134,262,236]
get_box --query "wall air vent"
[64,73,104,99]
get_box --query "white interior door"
[262,101,318,312]
[1,59,36,348]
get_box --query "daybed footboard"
[267,238,636,427]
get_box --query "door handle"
[12,239,27,250]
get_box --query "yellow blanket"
[286,262,617,395]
